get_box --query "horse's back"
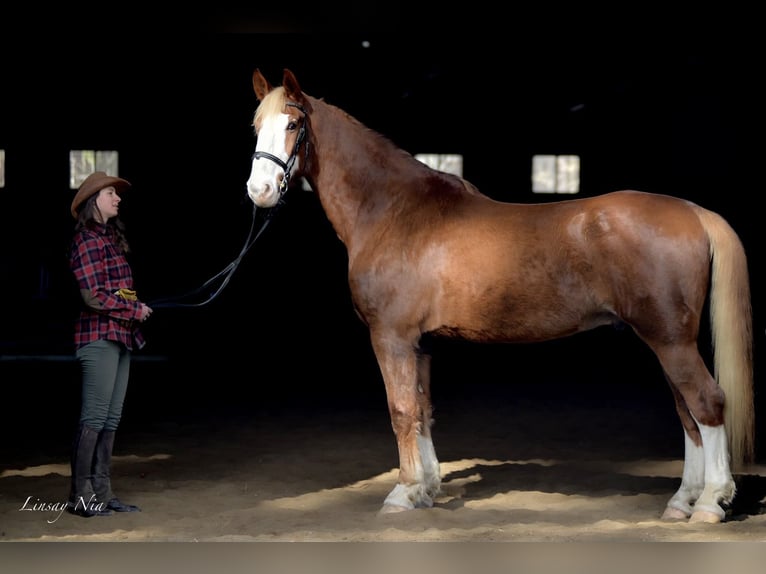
[455,189,712,273]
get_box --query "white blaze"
[246,112,291,208]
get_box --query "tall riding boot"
[67,424,112,517]
[92,429,141,512]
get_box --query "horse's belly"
[431,299,611,344]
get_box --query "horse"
[245,68,755,523]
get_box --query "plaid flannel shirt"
[69,222,146,351]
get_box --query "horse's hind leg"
[689,417,735,523]
[661,383,705,520]
[655,344,734,523]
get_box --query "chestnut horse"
[246,68,754,523]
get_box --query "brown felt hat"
[70,171,131,219]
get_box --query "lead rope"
[147,202,280,309]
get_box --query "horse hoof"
[378,504,411,515]
[661,507,689,521]
[689,510,722,524]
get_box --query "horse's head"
[246,68,311,208]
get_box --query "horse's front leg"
[373,337,440,513]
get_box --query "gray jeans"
[76,340,131,431]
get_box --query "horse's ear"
[282,68,307,107]
[252,69,272,101]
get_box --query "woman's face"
[95,186,121,222]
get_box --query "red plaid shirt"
[69,222,146,351]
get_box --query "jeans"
[76,340,131,432]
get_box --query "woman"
[67,171,152,518]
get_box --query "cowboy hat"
[70,171,131,219]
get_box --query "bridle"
[252,101,309,197]
[147,101,309,310]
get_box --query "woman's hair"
[74,193,131,253]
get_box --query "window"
[532,154,580,194]
[69,150,120,189]
[414,153,463,177]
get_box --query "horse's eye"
[287,121,297,131]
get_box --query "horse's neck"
[306,100,418,250]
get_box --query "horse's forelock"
[254,86,287,127]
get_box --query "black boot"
[67,424,112,517]
[92,429,141,512]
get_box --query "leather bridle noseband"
[252,101,309,197]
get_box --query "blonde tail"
[695,207,755,470]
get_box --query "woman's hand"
[139,303,153,322]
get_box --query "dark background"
[1,12,763,457]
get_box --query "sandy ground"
[2,364,766,543]
[2,356,766,572]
